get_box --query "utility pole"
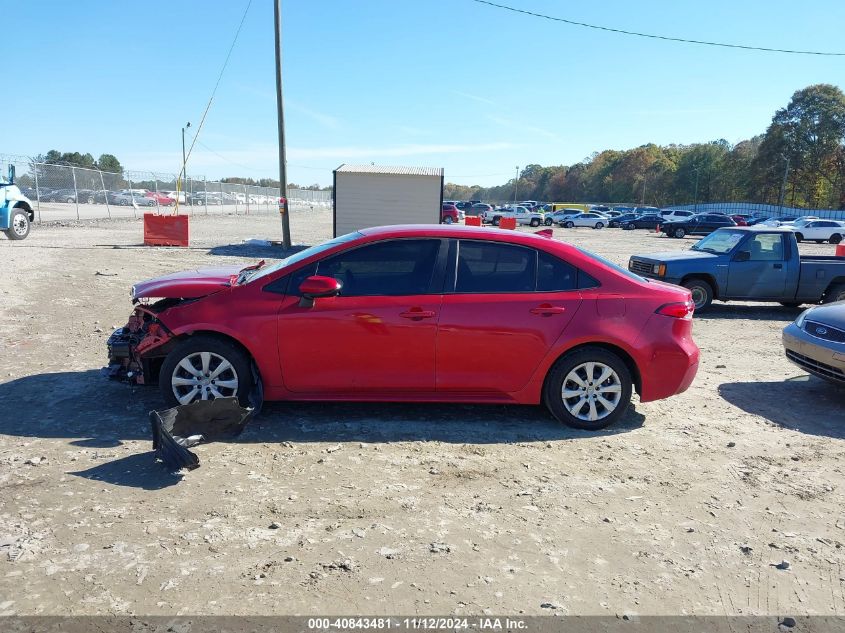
[692,166,701,213]
[513,165,519,204]
[274,0,292,248]
[778,154,791,217]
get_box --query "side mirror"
[734,250,751,262]
[298,275,341,308]
[7,164,14,184]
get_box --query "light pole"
[692,166,701,213]
[181,122,191,204]
[778,153,791,217]
[513,165,519,204]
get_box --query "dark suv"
[661,214,737,238]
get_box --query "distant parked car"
[590,205,612,214]
[559,212,607,229]
[544,209,583,226]
[145,191,176,206]
[789,220,845,244]
[43,188,79,203]
[441,203,459,224]
[112,191,156,207]
[467,203,492,217]
[161,190,187,204]
[621,214,664,230]
[659,209,696,223]
[660,213,737,238]
[608,213,639,228]
[729,215,748,226]
[91,189,119,204]
[633,206,661,216]
[783,301,845,386]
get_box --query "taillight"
[656,300,694,319]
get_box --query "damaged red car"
[106,225,699,430]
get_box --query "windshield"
[242,231,363,284]
[690,229,745,254]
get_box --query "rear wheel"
[492,216,501,226]
[66,197,74,204]
[443,216,453,225]
[683,278,713,311]
[795,233,804,242]
[544,347,633,430]
[623,224,634,230]
[565,221,574,228]
[159,335,253,407]
[595,222,604,229]
[544,218,553,226]
[824,283,845,304]
[673,227,686,238]
[830,234,842,244]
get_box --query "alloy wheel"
[560,362,622,422]
[171,351,239,405]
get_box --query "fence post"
[33,162,41,223]
[71,166,80,220]
[99,169,111,219]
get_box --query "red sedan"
[107,225,699,430]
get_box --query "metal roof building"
[332,164,444,237]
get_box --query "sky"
[5,0,845,187]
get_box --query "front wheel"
[824,283,845,304]
[594,222,604,229]
[159,335,253,407]
[443,216,453,225]
[529,218,540,227]
[683,278,713,311]
[673,227,686,238]
[830,234,842,244]
[623,224,634,230]
[795,233,804,242]
[66,197,74,204]
[544,218,553,226]
[544,347,633,430]
[564,221,574,228]
[492,216,501,226]
[6,209,31,240]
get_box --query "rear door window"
[455,241,535,293]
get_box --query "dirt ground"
[1,210,845,618]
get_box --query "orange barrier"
[836,243,845,257]
[499,217,517,230]
[144,214,190,247]
[464,216,481,226]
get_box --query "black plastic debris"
[150,397,255,471]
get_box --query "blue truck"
[628,226,845,311]
[1,165,35,240]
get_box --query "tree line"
[444,84,845,210]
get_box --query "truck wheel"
[824,284,845,304]
[159,335,253,407]
[492,216,501,226]
[794,233,803,242]
[682,278,713,311]
[830,234,842,244]
[6,209,31,240]
[673,227,686,238]
[565,221,574,228]
[530,218,540,227]
[544,218,553,226]
[544,347,633,430]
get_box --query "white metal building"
[332,164,444,237]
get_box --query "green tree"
[96,154,123,174]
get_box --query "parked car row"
[19,187,285,207]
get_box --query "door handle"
[399,309,436,320]
[530,304,566,316]
[773,263,783,269]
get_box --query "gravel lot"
[2,210,844,617]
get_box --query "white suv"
[659,209,696,223]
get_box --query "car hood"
[632,250,720,263]
[804,301,845,329]
[131,266,240,299]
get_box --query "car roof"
[359,224,576,249]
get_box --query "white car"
[161,190,186,204]
[789,220,845,244]
[659,209,696,223]
[560,212,607,229]
[543,208,583,226]
[484,205,544,227]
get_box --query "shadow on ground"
[718,374,845,438]
[697,303,803,322]
[0,370,645,445]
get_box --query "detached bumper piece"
[150,397,256,472]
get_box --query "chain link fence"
[1,155,331,222]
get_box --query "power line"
[470,0,845,56]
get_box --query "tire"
[529,218,540,227]
[623,224,634,230]
[159,335,253,408]
[673,227,686,238]
[66,197,74,204]
[544,218,553,226]
[780,302,802,308]
[120,199,129,206]
[824,283,845,304]
[594,222,604,229]
[6,209,31,240]
[795,233,803,243]
[544,347,633,430]
[87,197,94,204]
[492,216,501,226]
[443,216,453,225]
[565,221,574,228]
[683,278,713,312]
[830,234,842,244]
